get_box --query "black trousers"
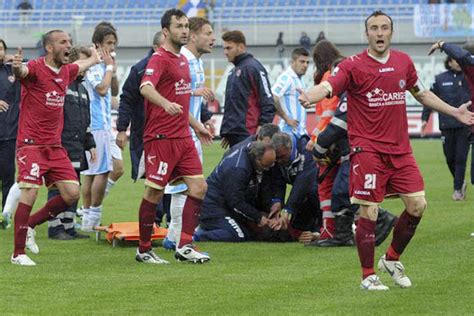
[441,128,470,190]
[0,139,16,209]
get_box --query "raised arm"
[12,47,28,79]
[74,46,100,74]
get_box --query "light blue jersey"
[271,67,307,138]
[84,63,111,131]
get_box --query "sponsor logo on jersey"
[54,78,63,83]
[366,88,405,107]
[145,68,154,75]
[45,90,65,107]
[441,82,454,86]
[180,62,186,66]
[379,67,394,73]
[175,78,192,95]
[354,190,371,196]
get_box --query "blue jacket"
[422,69,471,129]
[202,144,264,224]
[220,53,275,138]
[0,62,21,141]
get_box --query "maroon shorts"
[16,146,78,188]
[349,151,424,204]
[144,137,203,190]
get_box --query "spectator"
[16,0,33,31]
[220,30,275,148]
[299,32,311,52]
[421,56,471,200]
[0,39,21,228]
[276,31,285,68]
[315,31,326,43]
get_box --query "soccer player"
[220,30,275,148]
[299,11,474,290]
[163,16,216,250]
[80,24,120,231]
[11,30,100,265]
[272,47,310,139]
[136,8,212,264]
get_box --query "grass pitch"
[0,140,473,315]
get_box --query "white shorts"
[81,130,113,175]
[110,133,123,161]
[164,137,203,194]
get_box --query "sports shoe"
[49,231,74,240]
[11,254,36,266]
[360,274,389,291]
[81,213,93,232]
[378,255,412,288]
[88,212,101,231]
[26,227,39,254]
[135,248,169,264]
[175,244,210,263]
[452,190,463,201]
[162,237,176,251]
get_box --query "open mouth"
[376,40,384,45]
[64,51,70,57]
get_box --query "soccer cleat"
[11,254,36,266]
[26,227,39,254]
[452,190,463,201]
[162,237,176,251]
[175,244,210,263]
[135,248,169,264]
[360,274,389,291]
[378,255,412,288]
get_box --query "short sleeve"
[140,54,165,89]
[326,59,351,97]
[271,74,291,98]
[85,64,104,89]
[24,59,39,80]
[405,57,418,91]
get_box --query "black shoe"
[49,231,74,240]
[69,232,90,239]
[375,208,398,246]
[306,213,355,247]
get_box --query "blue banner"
[414,4,474,38]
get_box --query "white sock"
[167,193,186,243]
[3,182,21,217]
[104,178,116,197]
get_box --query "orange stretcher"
[95,222,168,247]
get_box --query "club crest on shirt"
[399,79,406,89]
[8,75,15,83]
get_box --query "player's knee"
[407,197,427,217]
[63,188,80,205]
[359,204,379,221]
[188,180,207,199]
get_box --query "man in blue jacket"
[220,30,275,148]
[0,39,21,228]
[421,56,471,200]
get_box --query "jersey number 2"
[364,174,376,189]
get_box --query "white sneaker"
[360,274,389,291]
[11,254,36,266]
[378,255,412,288]
[88,212,101,230]
[135,248,169,264]
[81,213,95,232]
[26,227,39,254]
[175,244,210,263]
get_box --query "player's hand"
[428,40,445,56]
[99,47,114,66]
[297,88,313,108]
[420,121,428,138]
[306,139,314,151]
[203,119,215,137]
[258,216,270,227]
[196,124,213,145]
[116,131,127,150]
[89,148,97,162]
[162,101,183,116]
[270,211,290,231]
[193,87,215,102]
[0,100,9,112]
[286,118,300,129]
[12,47,23,70]
[221,137,230,149]
[455,101,474,126]
[298,231,320,244]
[268,202,282,219]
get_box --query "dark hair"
[312,40,343,84]
[365,10,393,33]
[69,46,91,63]
[92,24,118,46]
[463,42,474,55]
[271,132,292,151]
[222,30,246,45]
[0,39,6,50]
[152,31,163,47]
[161,8,187,30]
[257,123,280,140]
[248,141,275,161]
[189,16,211,33]
[95,21,116,32]
[291,47,309,60]
[42,29,65,49]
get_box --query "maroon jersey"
[141,47,192,142]
[327,50,418,154]
[17,58,79,148]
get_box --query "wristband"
[105,65,114,72]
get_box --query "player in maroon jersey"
[10,30,100,265]
[299,11,474,290]
[136,8,212,264]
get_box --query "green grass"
[1,140,473,315]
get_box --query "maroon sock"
[178,195,203,248]
[356,217,376,279]
[28,195,69,228]
[386,210,421,260]
[14,202,33,257]
[138,198,157,253]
